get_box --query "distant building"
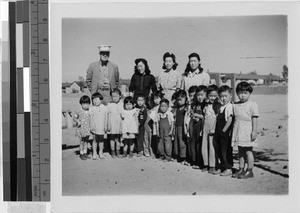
[210,72,285,86]
[70,82,81,93]
[62,81,82,94]
[236,74,285,85]
[66,87,72,94]
[62,82,72,94]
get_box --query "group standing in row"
[74,45,259,179]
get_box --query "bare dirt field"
[62,94,288,195]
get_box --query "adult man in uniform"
[86,45,119,105]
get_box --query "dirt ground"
[62,94,288,195]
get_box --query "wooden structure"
[209,72,285,102]
[210,73,238,101]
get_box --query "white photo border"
[51,1,300,212]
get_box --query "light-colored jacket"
[86,61,119,94]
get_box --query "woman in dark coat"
[129,58,157,102]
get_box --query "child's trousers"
[144,123,153,156]
[202,117,216,167]
[136,126,145,153]
[214,131,233,169]
[189,121,202,165]
[158,117,172,159]
[174,125,186,159]
[151,135,159,157]
[187,121,202,164]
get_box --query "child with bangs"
[90,92,107,159]
[231,82,259,179]
[73,95,92,160]
[148,90,165,158]
[173,90,189,164]
[121,96,139,158]
[189,85,207,169]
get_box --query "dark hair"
[196,85,207,94]
[236,81,253,94]
[160,98,169,105]
[193,85,207,106]
[218,85,232,94]
[110,88,122,96]
[205,85,221,114]
[79,95,91,105]
[176,89,189,106]
[136,92,146,100]
[212,99,222,115]
[153,90,164,99]
[184,53,204,76]
[188,85,197,94]
[134,58,151,75]
[171,91,178,100]
[124,96,134,106]
[177,90,187,98]
[171,91,179,108]
[91,92,103,101]
[149,90,164,108]
[207,84,219,95]
[162,52,178,70]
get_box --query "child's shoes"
[158,156,165,160]
[192,165,200,170]
[79,154,86,160]
[116,150,122,158]
[232,168,245,178]
[163,157,172,162]
[92,155,98,160]
[84,154,91,159]
[208,167,215,174]
[220,169,232,176]
[137,151,143,157]
[111,151,116,158]
[181,160,190,166]
[201,166,208,172]
[129,152,134,158]
[212,169,221,175]
[238,169,254,179]
[99,152,105,159]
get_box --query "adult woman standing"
[129,58,157,158]
[158,52,182,103]
[129,58,157,101]
[182,53,210,94]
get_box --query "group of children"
[73,81,259,179]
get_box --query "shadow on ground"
[233,149,289,178]
[63,144,289,178]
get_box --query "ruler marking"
[37,0,40,201]
[30,0,50,201]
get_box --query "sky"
[62,16,287,82]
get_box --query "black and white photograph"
[61,15,289,196]
[50,1,299,212]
